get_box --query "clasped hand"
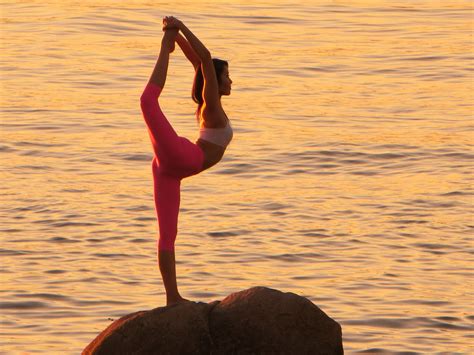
[162,16,182,31]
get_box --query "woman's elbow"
[201,50,212,61]
[140,82,162,104]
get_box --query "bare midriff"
[196,138,226,171]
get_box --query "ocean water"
[1,1,473,353]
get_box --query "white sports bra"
[198,119,233,148]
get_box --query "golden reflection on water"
[1,0,473,353]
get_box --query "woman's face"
[219,65,232,96]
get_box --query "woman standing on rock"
[140,16,233,306]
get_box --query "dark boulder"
[83,286,343,354]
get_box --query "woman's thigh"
[155,137,204,179]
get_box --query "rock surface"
[83,286,343,354]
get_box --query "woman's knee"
[140,82,163,102]
[158,235,176,251]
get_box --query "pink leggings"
[140,82,204,251]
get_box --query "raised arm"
[163,17,221,111]
[175,33,200,70]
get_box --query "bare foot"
[169,39,175,53]
[162,28,178,53]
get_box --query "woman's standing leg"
[152,158,185,305]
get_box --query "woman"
[139,16,233,306]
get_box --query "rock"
[209,287,343,354]
[84,302,214,355]
[83,286,343,355]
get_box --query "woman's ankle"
[166,294,183,304]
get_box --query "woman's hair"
[192,58,228,124]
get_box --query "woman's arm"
[163,17,220,111]
[175,33,200,70]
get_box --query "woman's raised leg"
[149,28,178,89]
[139,28,182,165]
